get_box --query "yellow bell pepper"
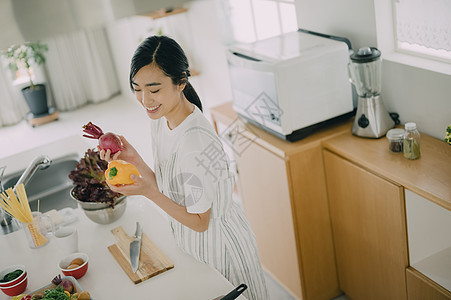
[105,160,140,185]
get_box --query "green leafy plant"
[445,125,451,145]
[1,41,48,89]
[68,149,122,204]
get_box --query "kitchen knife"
[212,284,247,300]
[130,222,142,273]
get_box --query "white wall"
[180,0,451,139]
[295,0,378,50]
[0,0,24,49]
[105,0,232,113]
[105,16,151,103]
[184,0,233,109]
[6,0,447,140]
[295,0,451,140]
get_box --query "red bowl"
[0,274,28,296]
[0,265,26,287]
[58,252,89,279]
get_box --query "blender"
[348,47,394,138]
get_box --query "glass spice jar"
[403,122,421,160]
[386,128,405,153]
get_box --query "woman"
[101,35,268,300]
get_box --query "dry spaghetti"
[0,184,48,247]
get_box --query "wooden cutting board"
[107,226,174,284]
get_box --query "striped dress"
[151,107,269,300]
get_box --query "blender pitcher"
[348,47,394,138]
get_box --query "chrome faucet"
[0,165,8,226]
[14,155,52,189]
[0,166,7,226]
[0,155,52,227]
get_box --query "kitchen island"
[0,196,246,300]
[0,97,248,300]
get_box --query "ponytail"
[183,81,202,112]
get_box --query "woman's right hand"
[100,136,159,199]
[99,135,145,168]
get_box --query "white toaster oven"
[226,29,354,141]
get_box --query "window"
[393,0,451,62]
[375,0,451,75]
[218,0,298,44]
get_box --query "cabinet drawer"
[406,268,451,300]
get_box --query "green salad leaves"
[69,149,121,204]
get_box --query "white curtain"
[44,26,119,111]
[395,0,451,51]
[0,25,119,127]
[0,60,28,126]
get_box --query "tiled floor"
[264,271,295,299]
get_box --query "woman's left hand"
[106,164,161,200]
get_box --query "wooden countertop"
[210,102,451,211]
[323,129,451,211]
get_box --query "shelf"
[190,69,200,77]
[412,247,451,292]
[141,7,188,20]
[26,108,59,127]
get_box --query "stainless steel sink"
[2,153,79,214]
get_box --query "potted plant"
[1,41,49,115]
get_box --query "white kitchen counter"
[0,104,247,299]
[0,196,246,300]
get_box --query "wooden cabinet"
[210,102,348,300]
[211,102,451,300]
[323,128,451,300]
[323,150,408,300]
[234,134,302,297]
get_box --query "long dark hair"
[129,35,202,112]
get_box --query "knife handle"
[135,222,142,238]
[220,284,247,300]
